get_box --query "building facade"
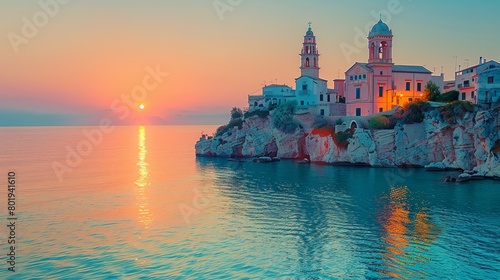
[477,65,500,104]
[344,20,443,116]
[455,59,500,103]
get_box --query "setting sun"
[139,104,145,110]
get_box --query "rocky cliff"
[196,106,500,178]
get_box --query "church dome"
[306,27,314,36]
[369,19,392,36]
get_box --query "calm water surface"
[0,126,499,279]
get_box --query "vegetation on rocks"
[424,81,460,103]
[439,101,475,124]
[230,107,243,120]
[244,109,269,119]
[311,125,353,150]
[392,100,432,124]
[272,101,298,133]
[368,115,393,129]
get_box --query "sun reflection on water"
[135,126,153,229]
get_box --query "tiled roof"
[392,65,431,73]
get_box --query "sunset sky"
[1,0,500,125]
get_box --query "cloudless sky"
[1,0,499,125]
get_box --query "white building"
[248,84,294,110]
[455,58,500,103]
[477,65,500,104]
[248,24,344,117]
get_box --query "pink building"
[345,20,442,116]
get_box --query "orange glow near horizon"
[2,1,499,124]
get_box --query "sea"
[0,125,499,279]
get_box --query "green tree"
[439,90,459,102]
[424,81,441,101]
[230,107,243,120]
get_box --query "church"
[248,23,345,117]
[345,19,444,116]
[248,19,444,117]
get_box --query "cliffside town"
[196,20,500,181]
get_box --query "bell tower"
[368,19,393,64]
[300,22,320,78]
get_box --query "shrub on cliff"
[272,101,298,133]
[311,126,353,150]
[438,90,459,102]
[244,110,269,119]
[439,101,475,124]
[368,116,393,129]
[333,129,354,150]
[215,118,243,137]
[400,100,432,124]
[230,107,243,120]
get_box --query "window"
[380,71,383,75]
[409,98,413,102]
[302,84,308,90]
[379,108,383,113]
[355,75,358,80]
[417,82,422,92]
[320,109,325,116]
[464,80,470,87]
[327,95,331,102]
[488,76,494,84]
[356,108,362,116]
[320,94,324,101]
[300,100,304,105]
[356,88,361,99]
[406,82,411,91]
[462,92,466,100]
[363,74,366,79]
[471,91,475,99]
[305,58,310,67]
[350,76,353,81]
[379,86,384,97]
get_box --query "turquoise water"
[0,126,499,279]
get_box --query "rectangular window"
[355,75,358,80]
[300,100,304,105]
[320,94,324,101]
[356,108,361,116]
[379,86,384,97]
[302,84,307,90]
[471,91,475,99]
[462,92,466,100]
[406,82,411,91]
[320,109,325,116]
[327,95,331,102]
[409,98,413,102]
[464,80,470,87]
[417,82,422,92]
[379,108,383,113]
[363,74,366,79]
[350,76,353,81]
[356,88,361,99]
[488,76,494,84]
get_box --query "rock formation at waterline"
[196,105,500,178]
